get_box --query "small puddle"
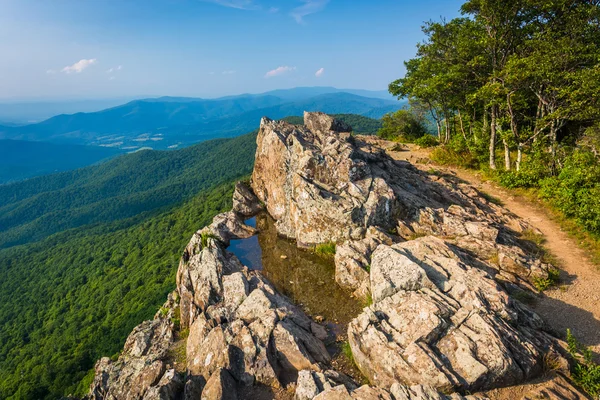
[229,213,363,326]
[230,213,366,383]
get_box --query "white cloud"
[46,69,56,74]
[290,0,329,23]
[61,58,97,74]
[268,7,279,13]
[106,65,122,74]
[265,66,296,78]
[222,70,236,75]
[315,67,325,77]
[108,76,116,81]
[204,0,257,10]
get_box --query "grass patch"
[341,341,354,363]
[314,242,336,258]
[430,146,480,169]
[363,264,371,273]
[488,251,500,266]
[200,232,218,249]
[480,191,504,206]
[567,329,600,397]
[520,228,546,246]
[407,231,428,241]
[362,292,374,307]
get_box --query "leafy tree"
[377,109,427,141]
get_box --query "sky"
[0,0,464,100]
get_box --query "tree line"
[390,0,599,172]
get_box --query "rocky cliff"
[83,113,582,400]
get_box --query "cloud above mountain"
[315,67,325,77]
[265,66,296,78]
[61,59,97,74]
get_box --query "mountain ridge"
[0,89,402,150]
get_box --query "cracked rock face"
[348,236,561,393]
[84,115,576,400]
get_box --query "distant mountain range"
[0,87,403,150]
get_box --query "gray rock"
[201,368,238,400]
[232,181,263,218]
[348,237,562,393]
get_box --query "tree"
[377,109,427,141]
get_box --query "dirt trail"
[449,167,600,358]
[365,138,600,357]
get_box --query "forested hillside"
[0,128,260,399]
[0,132,256,249]
[0,183,237,400]
[391,0,600,237]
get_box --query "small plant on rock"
[566,329,600,397]
[200,232,218,249]
[532,268,560,292]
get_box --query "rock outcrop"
[84,113,577,400]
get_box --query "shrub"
[539,150,600,236]
[566,329,600,397]
[414,134,439,148]
[532,268,560,292]
[377,109,427,141]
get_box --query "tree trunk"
[516,143,523,171]
[489,106,497,170]
[503,139,511,171]
[458,109,467,140]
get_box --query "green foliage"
[314,242,336,258]
[566,329,600,397]
[430,146,480,169]
[0,131,257,399]
[200,232,218,249]
[414,134,438,148]
[539,150,600,236]
[0,183,237,400]
[532,268,560,292]
[341,341,354,363]
[377,109,427,141]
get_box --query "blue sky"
[0,0,464,100]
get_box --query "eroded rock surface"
[348,237,563,392]
[84,115,571,400]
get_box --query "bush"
[539,150,600,236]
[430,146,480,169]
[567,329,600,397]
[377,109,427,141]
[414,134,439,148]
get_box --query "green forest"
[0,132,256,250]
[388,0,600,238]
[0,132,257,399]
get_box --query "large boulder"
[348,236,562,393]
